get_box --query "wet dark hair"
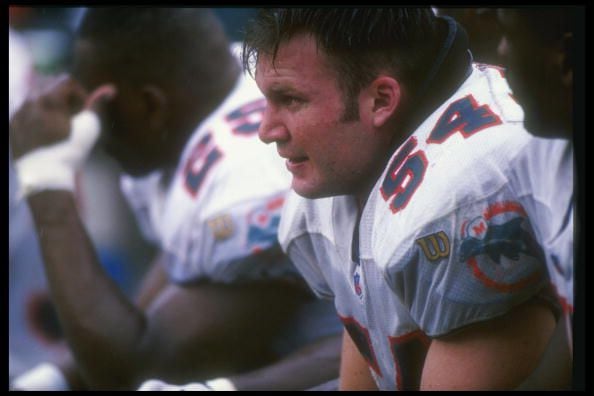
[78,7,236,97]
[242,8,440,121]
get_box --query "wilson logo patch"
[415,231,450,262]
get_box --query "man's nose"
[258,104,289,145]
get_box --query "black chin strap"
[399,16,473,139]
[416,16,472,101]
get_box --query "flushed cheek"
[289,117,344,167]
[307,150,348,190]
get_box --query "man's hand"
[10,77,87,159]
[9,77,116,198]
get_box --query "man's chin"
[292,182,320,199]
[292,180,341,200]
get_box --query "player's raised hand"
[10,77,117,198]
[10,76,87,159]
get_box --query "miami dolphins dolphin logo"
[459,217,537,263]
[458,201,544,292]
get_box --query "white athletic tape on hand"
[15,110,100,199]
[137,379,213,391]
[10,362,70,391]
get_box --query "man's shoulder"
[465,63,525,124]
[278,192,345,248]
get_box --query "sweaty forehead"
[255,34,335,89]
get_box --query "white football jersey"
[507,136,574,311]
[121,67,299,284]
[280,64,559,390]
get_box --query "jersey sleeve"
[507,137,574,309]
[162,180,303,284]
[382,188,555,337]
[371,67,561,336]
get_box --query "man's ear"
[141,85,168,129]
[365,76,401,128]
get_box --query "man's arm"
[11,81,314,390]
[23,191,314,389]
[133,254,170,309]
[515,311,572,390]
[27,190,148,389]
[420,296,556,390]
[15,254,170,391]
[228,333,342,390]
[21,192,314,390]
[138,333,343,391]
[338,328,378,390]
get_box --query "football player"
[10,7,341,391]
[243,8,566,390]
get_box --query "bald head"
[76,7,237,97]
[70,8,241,176]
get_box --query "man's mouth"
[287,156,308,164]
